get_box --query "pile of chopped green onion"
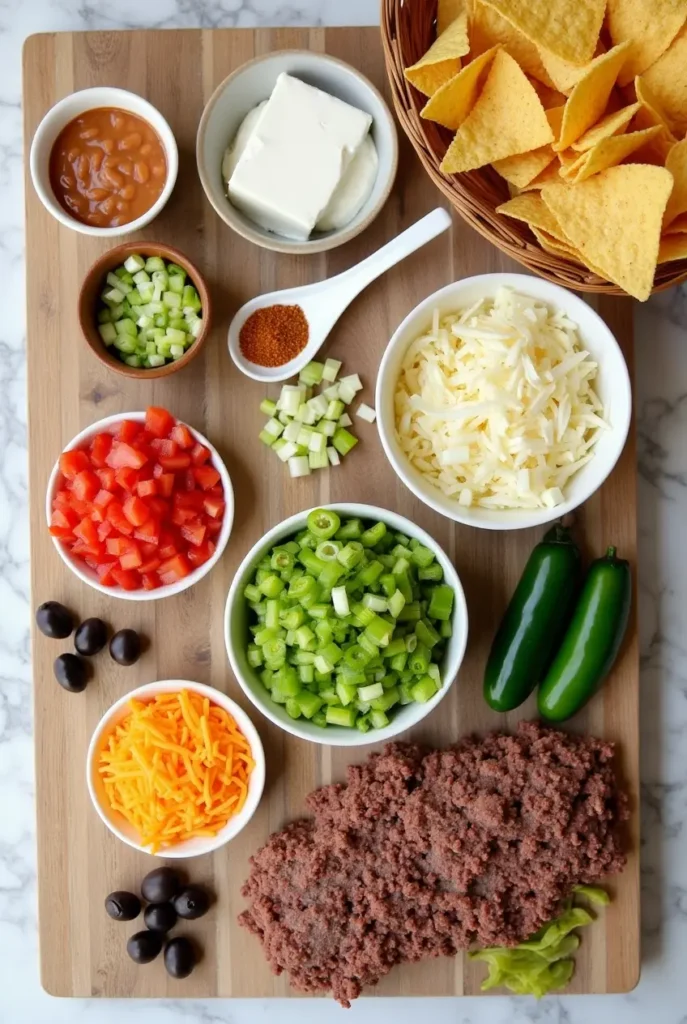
[259,359,376,478]
[243,509,455,732]
[97,253,203,369]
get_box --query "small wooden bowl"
[78,241,212,379]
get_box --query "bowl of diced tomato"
[46,405,234,599]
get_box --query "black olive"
[126,929,163,965]
[54,653,89,693]
[75,617,108,656]
[173,886,211,920]
[140,867,182,904]
[144,902,177,933]
[164,937,196,979]
[109,629,141,666]
[104,890,141,922]
[36,601,74,639]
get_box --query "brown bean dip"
[240,722,628,1006]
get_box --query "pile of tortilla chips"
[404,0,687,301]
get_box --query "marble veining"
[3,1,687,1021]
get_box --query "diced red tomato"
[157,473,174,498]
[106,502,134,536]
[73,516,99,550]
[96,563,118,586]
[159,454,191,471]
[171,423,194,449]
[115,467,139,492]
[203,496,225,519]
[96,467,117,491]
[136,478,157,498]
[188,540,215,568]
[145,406,175,438]
[52,407,224,592]
[110,567,140,591]
[158,554,192,585]
[93,488,114,511]
[134,519,160,546]
[72,470,100,503]
[190,442,211,466]
[123,495,149,527]
[59,449,90,480]
[117,420,140,444]
[90,433,114,467]
[106,442,148,470]
[193,465,220,490]
[181,521,206,547]
[139,557,162,574]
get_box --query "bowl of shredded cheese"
[376,275,632,531]
[87,680,265,857]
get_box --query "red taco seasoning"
[239,304,309,367]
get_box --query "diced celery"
[288,455,311,478]
[339,412,352,428]
[168,273,185,295]
[147,354,166,368]
[308,431,326,454]
[308,450,328,470]
[107,271,131,294]
[98,322,117,345]
[369,709,389,729]
[299,360,324,386]
[327,447,340,466]
[145,256,166,272]
[338,383,357,404]
[260,398,277,417]
[166,328,186,345]
[162,291,181,310]
[133,269,151,286]
[166,262,186,278]
[103,287,125,305]
[411,676,438,703]
[124,253,145,273]
[322,358,342,382]
[170,344,185,359]
[358,681,383,702]
[325,399,345,421]
[123,354,141,367]
[332,428,358,456]
[325,706,356,728]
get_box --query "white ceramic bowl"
[376,274,633,532]
[196,51,398,255]
[46,411,234,600]
[224,503,468,747]
[87,680,265,858]
[30,87,179,237]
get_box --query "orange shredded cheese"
[99,690,255,852]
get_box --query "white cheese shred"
[394,287,608,510]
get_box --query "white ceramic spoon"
[228,207,452,383]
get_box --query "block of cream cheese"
[227,73,373,241]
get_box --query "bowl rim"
[375,273,633,532]
[29,86,179,238]
[86,679,266,858]
[45,410,234,600]
[78,240,212,380]
[196,49,399,255]
[224,502,469,747]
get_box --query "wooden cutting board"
[23,26,639,1000]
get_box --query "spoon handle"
[334,207,452,302]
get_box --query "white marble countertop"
[3,1,687,1022]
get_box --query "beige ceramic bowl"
[196,51,398,255]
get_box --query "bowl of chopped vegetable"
[376,274,632,531]
[46,407,233,599]
[224,504,468,746]
[87,679,265,857]
[78,242,211,378]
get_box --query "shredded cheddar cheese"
[99,690,255,852]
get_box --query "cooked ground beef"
[239,722,628,1006]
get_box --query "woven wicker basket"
[381,0,687,297]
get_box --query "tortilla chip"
[607,0,687,86]
[421,46,500,129]
[531,225,581,259]
[520,161,564,190]
[496,191,571,242]
[538,49,595,95]
[664,139,687,227]
[541,165,673,300]
[658,234,687,263]
[634,76,679,163]
[563,126,662,183]
[570,103,640,152]
[441,50,554,172]
[528,79,567,109]
[642,23,687,137]
[405,15,471,96]
[479,0,606,64]
[438,0,467,34]
[664,212,687,234]
[491,106,564,186]
[468,0,555,86]
[555,42,632,152]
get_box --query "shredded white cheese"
[394,287,608,510]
